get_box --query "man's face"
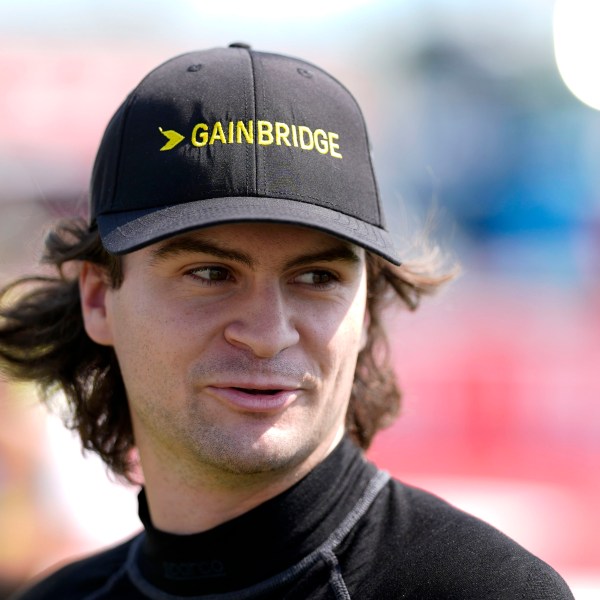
[84,223,368,483]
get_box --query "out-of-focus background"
[0,0,598,597]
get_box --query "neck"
[137,431,344,534]
[134,438,375,597]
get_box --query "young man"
[1,44,573,599]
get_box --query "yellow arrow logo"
[159,127,185,151]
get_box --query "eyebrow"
[149,233,362,269]
[150,237,253,266]
[282,246,361,270]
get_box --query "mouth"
[206,385,300,413]
[231,387,282,396]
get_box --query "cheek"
[304,296,367,379]
[106,289,183,392]
[337,280,369,350]
[333,316,367,378]
[109,283,188,346]
[107,286,230,397]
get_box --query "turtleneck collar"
[134,437,376,596]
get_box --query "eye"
[187,266,233,284]
[293,270,338,288]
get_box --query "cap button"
[229,42,251,49]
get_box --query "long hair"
[0,219,455,482]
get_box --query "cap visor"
[97,196,401,265]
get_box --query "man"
[1,44,573,599]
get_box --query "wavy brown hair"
[0,218,454,482]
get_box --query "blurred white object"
[554,0,600,110]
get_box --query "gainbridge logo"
[158,119,343,159]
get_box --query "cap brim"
[96,196,401,265]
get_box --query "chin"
[197,426,322,477]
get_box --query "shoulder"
[343,477,575,599]
[11,534,141,600]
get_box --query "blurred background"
[0,0,598,597]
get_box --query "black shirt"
[14,438,574,599]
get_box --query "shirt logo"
[163,560,226,580]
[158,119,343,158]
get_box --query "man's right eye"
[187,266,232,283]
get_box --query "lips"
[205,384,301,413]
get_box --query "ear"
[79,262,114,346]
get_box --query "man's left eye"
[294,270,337,286]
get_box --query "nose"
[223,282,300,358]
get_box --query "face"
[81,223,367,484]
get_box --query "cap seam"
[254,51,383,225]
[247,48,259,195]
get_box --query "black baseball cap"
[90,43,401,264]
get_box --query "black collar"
[135,437,376,596]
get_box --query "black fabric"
[13,438,574,599]
[90,46,401,264]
